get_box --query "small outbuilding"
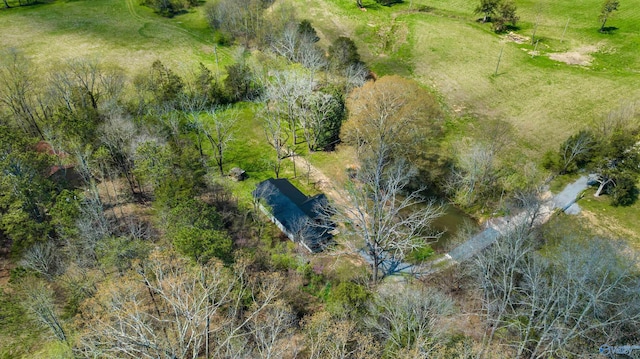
[253,178,333,252]
[35,141,83,187]
[229,167,247,181]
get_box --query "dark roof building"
[253,178,333,252]
[34,141,83,187]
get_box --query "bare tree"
[299,91,339,152]
[475,225,640,358]
[98,114,139,195]
[205,0,268,45]
[296,38,327,74]
[72,196,113,268]
[474,223,535,356]
[261,107,290,178]
[19,278,69,344]
[265,70,314,145]
[344,62,368,93]
[447,141,498,208]
[0,49,47,138]
[558,130,595,174]
[203,108,237,176]
[75,251,284,359]
[249,300,296,359]
[514,237,640,358]
[303,311,380,359]
[270,21,299,61]
[20,241,63,280]
[47,58,125,128]
[338,147,443,282]
[365,284,453,357]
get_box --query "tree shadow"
[503,24,521,32]
[475,17,491,23]
[376,0,403,6]
[2,0,53,9]
[358,0,382,10]
[599,26,619,34]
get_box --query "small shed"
[229,167,247,181]
[253,178,333,252]
[35,141,83,187]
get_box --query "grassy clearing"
[0,0,233,75]
[578,186,640,247]
[209,103,319,206]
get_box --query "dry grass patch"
[548,44,599,66]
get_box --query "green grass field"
[0,0,232,74]
[297,0,640,153]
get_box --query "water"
[431,204,477,251]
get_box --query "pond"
[430,204,477,251]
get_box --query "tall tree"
[261,106,290,178]
[365,285,453,356]
[203,108,237,176]
[19,279,69,344]
[0,49,47,139]
[544,130,595,174]
[599,0,620,32]
[328,37,362,72]
[0,129,56,252]
[98,115,139,195]
[342,75,442,162]
[342,75,445,190]
[474,0,500,23]
[339,150,443,283]
[477,231,640,358]
[447,142,499,207]
[299,90,344,152]
[475,223,534,355]
[265,69,314,145]
[590,131,639,200]
[224,61,259,102]
[132,138,173,194]
[204,0,270,44]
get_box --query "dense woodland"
[1,0,640,358]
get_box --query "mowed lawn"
[0,0,233,74]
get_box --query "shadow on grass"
[358,0,382,10]
[1,0,54,9]
[502,24,520,32]
[599,26,618,34]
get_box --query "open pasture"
[0,0,232,74]
[299,0,640,157]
